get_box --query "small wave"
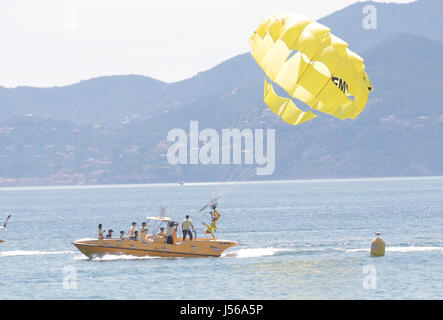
[345,246,443,253]
[0,250,75,257]
[74,254,161,261]
[386,246,443,253]
[222,247,295,258]
[345,248,368,252]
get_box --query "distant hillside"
[0,0,442,186]
[320,0,443,52]
[1,32,442,186]
[113,33,443,181]
[363,33,443,119]
[0,75,168,124]
[1,0,440,126]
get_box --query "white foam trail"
[345,246,443,253]
[74,254,160,261]
[222,247,294,258]
[345,248,368,252]
[0,250,75,257]
[386,246,443,253]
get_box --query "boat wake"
[0,250,76,257]
[222,247,296,258]
[74,254,161,261]
[222,244,443,258]
[386,246,443,253]
[345,246,443,253]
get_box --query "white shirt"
[128,226,136,237]
[182,219,193,231]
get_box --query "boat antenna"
[158,205,166,217]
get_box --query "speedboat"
[72,202,238,258]
[73,234,237,258]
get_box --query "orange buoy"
[370,232,385,257]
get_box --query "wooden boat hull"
[72,238,238,258]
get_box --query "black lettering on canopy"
[331,76,349,94]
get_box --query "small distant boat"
[0,215,11,231]
[0,215,11,244]
[178,181,185,186]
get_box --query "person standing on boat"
[128,222,137,238]
[166,221,177,244]
[98,224,105,240]
[181,215,195,241]
[139,222,148,241]
[106,229,114,238]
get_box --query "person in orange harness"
[202,205,220,240]
[210,205,221,224]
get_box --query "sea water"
[0,177,442,299]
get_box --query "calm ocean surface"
[0,177,442,299]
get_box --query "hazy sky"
[0,0,414,87]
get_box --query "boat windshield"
[145,217,172,235]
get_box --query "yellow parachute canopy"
[250,13,373,125]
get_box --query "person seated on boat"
[166,221,177,245]
[106,229,114,238]
[119,231,127,240]
[181,215,195,241]
[98,224,105,240]
[130,230,139,241]
[128,222,137,239]
[139,222,148,241]
[156,227,166,239]
[202,222,216,240]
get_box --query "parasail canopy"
[250,13,373,126]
